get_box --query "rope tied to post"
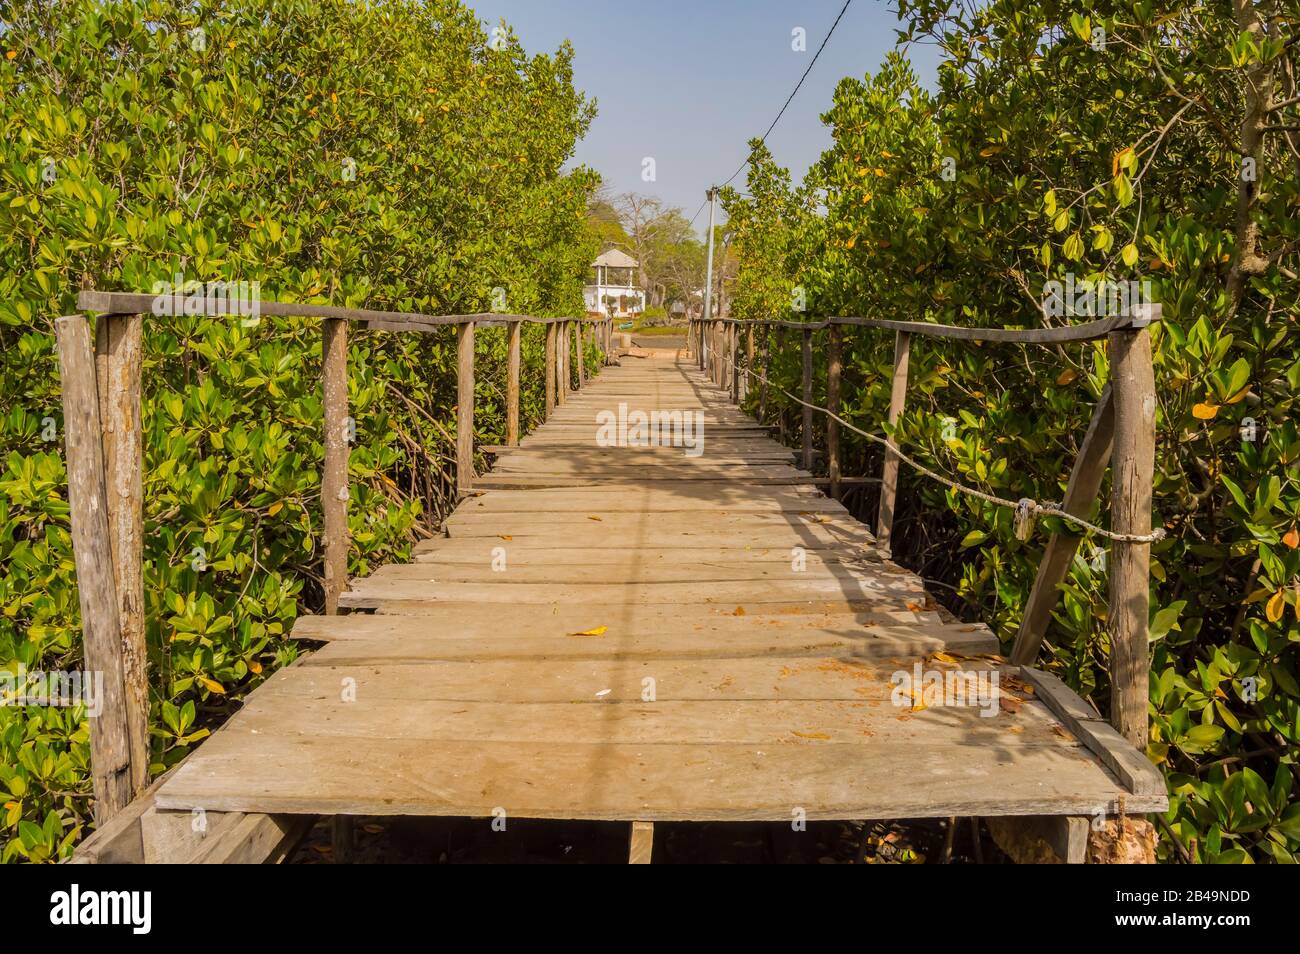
[717,344,1166,546]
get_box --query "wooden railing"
[689,310,1159,750]
[59,290,614,822]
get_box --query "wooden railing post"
[1011,386,1115,665]
[827,323,842,497]
[1108,326,1157,749]
[744,324,754,401]
[456,320,475,494]
[93,313,147,797]
[759,324,769,422]
[54,315,133,823]
[716,320,725,387]
[506,319,521,446]
[876,330,911,554]
[556,321,567,406]
[707,321,714,382]
[801,327,814,471]
[544,322,557,416]
[321,317,349,614]
[576,320,586,389]
[730,324,740,402]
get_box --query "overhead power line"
[719,0,854,188]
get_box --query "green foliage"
[0,0,599,860]
[724,1,1300,862]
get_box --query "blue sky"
[471,0,940,233]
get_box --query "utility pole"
[700,186,717,371]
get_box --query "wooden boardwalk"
[149,352,1165,844]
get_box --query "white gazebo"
[584,248,645,319]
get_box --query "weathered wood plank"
[1019,667,1165,797]
[188,812,313,864]
[94,313,148,796]
[875,330,911,554]
[156,734,1166,820]
[1107,328,1157,748]
[456,320,475,494]
[54,316,133,823]
[826,323,842,500]
[506,319,521,445]
[321,317,349,615]
[1012,386,1114,665]
[629,821,654,864]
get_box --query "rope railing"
[722,345,1165,544]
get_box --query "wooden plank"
[226,688,1078,749]
[292,620,994,663]
[629,821,654,864]
[321,317,349,615]
[1011,386,1114,665]
[506,320,521,445]
[140,808,309,863]
[261,655,984,703]
[1019,667,1165,798]
[338,575,929,609]
[54,316,133,824]
[1107,327,1156,748]
[94,313,148,796]
[456,320,475,494]
[189,812,313,864]
[472,473,815,489]
[364,558,911,587]
[411,539,876,561]
[155,733,1166,820]
[301,586,940,624]
[410,542,882,566]
[453,486,844,512]
[493,452,796,468]
[875,330,911,554]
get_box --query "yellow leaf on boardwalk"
[1192,403,1218,420]
[927,651,962,665]
[792,730,831,740]
[568,626,607,638]
[587,515,602,521]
